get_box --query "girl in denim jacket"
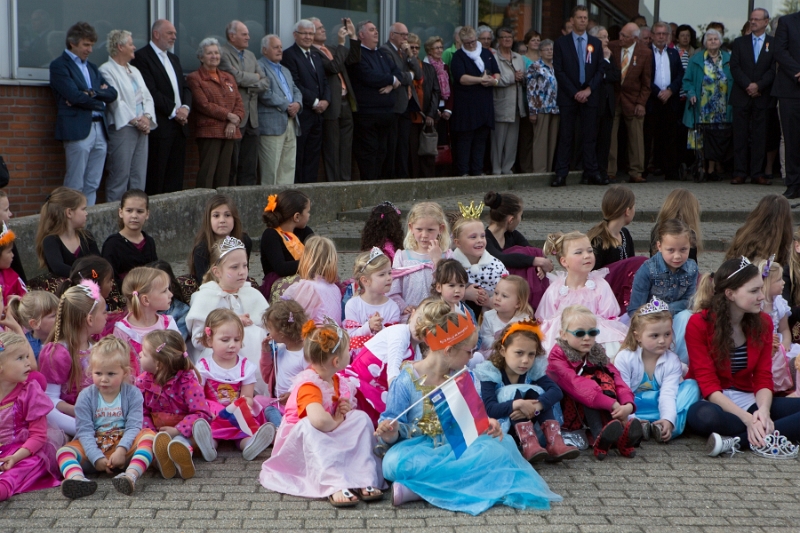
[628,219,698,318]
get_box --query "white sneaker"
[706,433,741,457]
[242,423,276,461]
[192,419,217,462]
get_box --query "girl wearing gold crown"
[184,237,269,395]
[375,300,561,515]
[475,320,579,462]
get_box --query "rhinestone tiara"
[359,247,385,273]
[749,430,799,460]
[726,255,752,280]
[217,236,246,262]
[638,296,670,316]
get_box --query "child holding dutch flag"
[375,300,561,515]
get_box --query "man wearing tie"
[730,9,775,185]
[130,19,192,194]
[49,22,117,205]
[552,5,607,187]
[281,19,331,184]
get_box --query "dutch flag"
[218,397,260,437]
[430,371,490,459]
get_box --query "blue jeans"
[63,121,107,206]
[263,405,282,427]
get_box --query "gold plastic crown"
[425,313,477,351]
[458,201,484,220]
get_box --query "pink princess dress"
[259,368,385,498]
[535,270,628,358]
[0,379,61,500]
[283,276,343,325]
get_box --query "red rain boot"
[617,419,644,458]
[542,420,580,461]
[593,419,623,461]
[515,421,548,463]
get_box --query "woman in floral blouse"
[526,39,559,174]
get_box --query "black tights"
[686,397,800,444]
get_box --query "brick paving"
[3,178,797,531]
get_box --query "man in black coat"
[644,21,684,181]
[281,19,331,184]
[730,8,776,185]
[552,5,608,187]
[773,10,800,198]
[130,19,191,194]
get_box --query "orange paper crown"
[500,318,544,345]
[425,313,476,351]
[0,224,15,248]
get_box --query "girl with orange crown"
[475,320,579,463]
[375,300,561,515]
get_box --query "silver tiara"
[359,247,385,273]
[217,236,246,262]
[639,296,670,316]
[749,430,799,459]
[726,256,752,280]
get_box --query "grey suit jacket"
[257,56,302,136]
[315,39,361,120]
[380,41,422,113]
[219,41,270,128]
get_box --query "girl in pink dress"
[535,232,628,358]
[0,332,61,501]
[136,330,214,479]
[259,320,385,507]
[282,236,343,325]
[196,309,276,461]
[39,280,108,435]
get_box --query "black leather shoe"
[589,174,610,185]
[783,186,800,199]
[551,176,566,187]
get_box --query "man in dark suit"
[590,26,619,184]
[730,9,775,185]
[130,19,192,195]
[552,5,607,187]
[644,21,683,181]
[281,19,331,184]
[311,17,360,182]
[380,22,422,179]
[49,21,117,206]
[608,23,652,183]
[774,11,800,198]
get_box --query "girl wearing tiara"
[185,236,269,394]
[259,320,385,507]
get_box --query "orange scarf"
[276,228,304,260]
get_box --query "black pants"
[732,104,768,180]
[453,125,491,176]
[295,111,323,183]
[596,106,613,179]
[409,122,436,178]
[145,119,186,194]
[555,103,598,178]
[380,114,400,179]
[394,112,411,179]
[644,100,680,176]
[353,112,395,181]
[780,98,800,188]
[687,397,800,443]
[231,124,259,186]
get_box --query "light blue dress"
[633,372,699,437]
[379,363,562,516]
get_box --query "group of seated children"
[1,184,799,517]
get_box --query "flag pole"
[389,366,469,424]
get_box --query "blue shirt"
[64,49,103,117]
[628,252,698,317]
[266,59,293,103]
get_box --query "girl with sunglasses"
[547,305,641,460]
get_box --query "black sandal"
[358,486,384,502]
[328,488,359,508]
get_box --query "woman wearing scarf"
[449,26,500,176]
[424,36,453,161]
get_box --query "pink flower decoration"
[79,279,101,302]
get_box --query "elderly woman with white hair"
[99,30,156,202]
[682,28,733,181]
[186,37,245,189]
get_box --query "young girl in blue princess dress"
[375,300,561,515]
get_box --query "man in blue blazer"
[552,5,607,187]
[644,22,684,181]
[281,19,331,184]
[730,8,775,185]
[49,22,117,205]
[774,10,800,198]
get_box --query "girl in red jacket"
[546,305,641,460]
[685,257,800,457]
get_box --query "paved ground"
[4,177,797,532]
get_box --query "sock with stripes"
[125,432,155,481]
[56,446,86,480]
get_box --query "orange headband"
[501,319,544,345]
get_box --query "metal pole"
[654,0,660,22]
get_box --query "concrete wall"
[15,174,554,277]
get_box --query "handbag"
[418,125,439,156]
[0,156,8,188]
